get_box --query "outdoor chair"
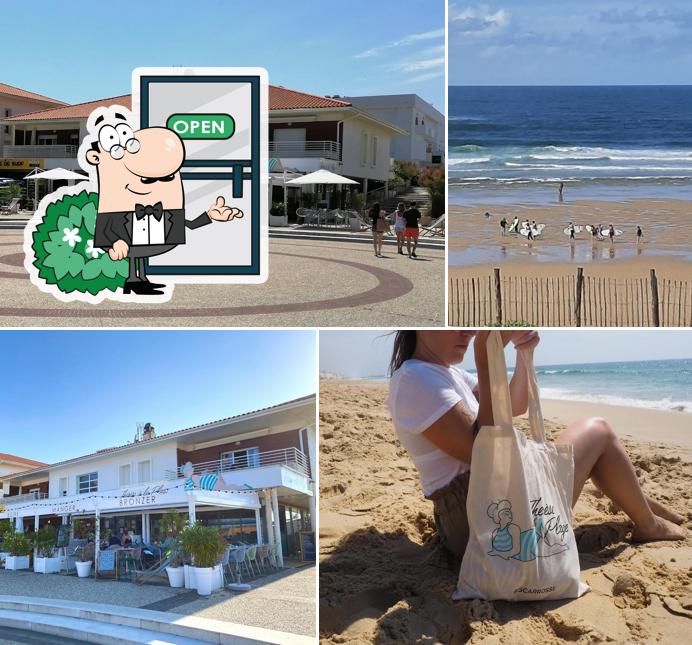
[268,543,281,569]
[0,198,20,214]
[256,544,270,573]
[229,546,246,583]
[120,547,142,579]
[63,538,86,572]
[243,544,258,578]
[296,207,317,226]
[219,545,232,585]
[420,214,445,237]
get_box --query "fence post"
[650,269,660,327]
[494,267,502,325]
[575,267,584,327]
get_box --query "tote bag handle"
[485,332,546,443]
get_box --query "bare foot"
[631,516,685,543]
[646,495,685,525]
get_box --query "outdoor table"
[113,547,137,580]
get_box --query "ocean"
[449,86,692,205]
[360,358,692,414]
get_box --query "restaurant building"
[0,82,67,176]
[0,84,406,207]
[0,395,315,565]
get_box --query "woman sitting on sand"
[386,330,684,561]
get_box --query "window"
[37,134,57,145]
[371,137,378,166]
[58,477,68,497]
[360,132,368,166]
[3,109,9,135]
[77,472,98,494]
[137,460,151,483]
[119,464,131,487]
[220,448,260,470]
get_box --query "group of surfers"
[497,215,644,245]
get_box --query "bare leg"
[372,233,378,256]
[556,417,684,542]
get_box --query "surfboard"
[507,220,519,233]
[519,224,545,237]
[563,226,583,236]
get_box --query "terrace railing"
[2,491,48,504]
[2,145,79,159]
[164,447,310,481]
[268,140,341,161]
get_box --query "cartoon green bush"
[31,190,128,296]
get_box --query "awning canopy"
[286,169,358,186]
[24,168,88,181]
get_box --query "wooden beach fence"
[448,268,692,327]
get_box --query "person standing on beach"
[568,222,576,241]
[609,223,615,246]
[500,217,507,236]
[637,225,643,245]
[558,182,565,202]
[393,202,406,255]
[387,330,684,561]
[403,201,422,258]
[369,202,385,257]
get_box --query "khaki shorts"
[425,471,471,559]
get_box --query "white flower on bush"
[85,239,104,259]
[62,227,82,248]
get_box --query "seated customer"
[108,532,121,547]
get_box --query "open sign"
[166,113,235,139]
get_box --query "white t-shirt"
[387,359,479,496]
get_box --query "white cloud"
[390,56,445,73]
[449,4,509,36]
[355,27,444,58]
[407,70,444,83]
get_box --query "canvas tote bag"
[454,331,589,601]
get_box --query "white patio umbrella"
[25,168,88,210]
[287,169,358,209]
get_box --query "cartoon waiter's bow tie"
[135,202,164,221]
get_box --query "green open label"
[166,113,235,140]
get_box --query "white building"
[344,94,444,166]
[0,395,316,564]
[0,82,67,175]
[0,454,48,498]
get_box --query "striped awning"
[268,158,284,172]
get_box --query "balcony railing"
[268,140,341,161]
[2,491,48,504]
[2,145,78,159]
[164,447,310,481]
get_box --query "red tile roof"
[6,394,315,476]
[0,453,48,468]
[4,86,351,122]
[0,82,67,106]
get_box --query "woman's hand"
[475,330,539,351]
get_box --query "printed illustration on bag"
[487,498,570,561]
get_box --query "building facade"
[345,94,444,166]
[0,83,67,175]
[0,395,316,564]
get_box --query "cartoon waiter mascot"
[87,107,242,295]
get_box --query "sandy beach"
[319,379,691,644]
[449,198,692,272]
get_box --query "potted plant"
[74,542,94,578]
[180,523,226,596]
[0,520,14,566]
[4,531,32,570]
[269,202,288,227]
[160,509,187,588]
[33,525,60,574]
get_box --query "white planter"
[194,566,215,596]
[349,217,361,231]
[269,214,288,227]
[184,563,223,592]
[75,561,92,578]
[34,556,61,574]
[5,555,30,570]
[166,566,185,588]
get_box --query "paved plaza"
[0,229,444,327]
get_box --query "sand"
[319,380,692,644]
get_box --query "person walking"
[393,202,406,254]
[500,217,507,236]
[637,225,643,245]
[558,182,565,203]
[369,202,385,257]
[403,201,422,258]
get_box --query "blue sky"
[319,330,692,378]
[450,1,692,85]
[0,330,315,464]
[4,0,444,110]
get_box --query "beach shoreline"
[320,379,691,644]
